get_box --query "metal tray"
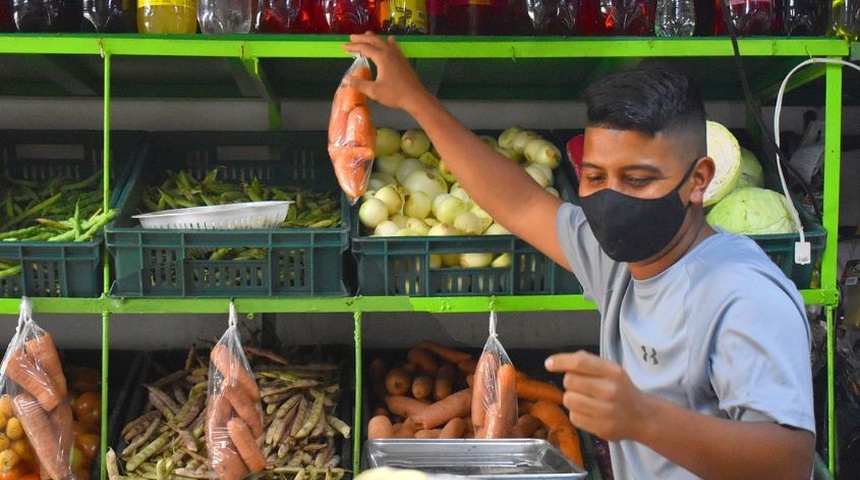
[363,439,587,479]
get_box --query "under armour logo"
[641,346,658,365]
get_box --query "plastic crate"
[749,202,826,290]
[0,130,142,298]
[351,137,582,297]
[105,131,351,298]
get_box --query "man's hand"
[545,350,652,442]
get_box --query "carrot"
[470,351,498,429]
[416,340,473,365]
[483,363,517,439]
[457,358,478,374]
[210,344,260,402]
[411,375,433,400]
[412,388,472,430]
[392,418,417,439]
[533,427,548,439]
[372,407,390,417]
[367,415,394,439]
[223,385,263,438]
[401,362,418,375]
[414,428,441,439]
[407,348,439,376]
[328,62,376,202]
[24,333,67,397]
[11,393,69,480]
[439,417,466,439]
[511,414,542,438]
[556,429,585,467]
[6,349,61,412]
[385,395,427,419]
[433,363,457,401]
[226,417,266,472]
[530,401,583,466]
[519,400,535,414]
[516,377,564,405]
[385,368,411,396]
[210,436,249,480]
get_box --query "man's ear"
[688,157,715,204]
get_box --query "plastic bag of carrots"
[205,302,265,480]
[328,55,376,204]
[0,297,74,480]
[471,311,518,439]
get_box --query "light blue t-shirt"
[556,202,815,480]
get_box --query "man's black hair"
[583,62,706,139]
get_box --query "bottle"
[692,0,713,34]
[12,0,83,31]
[1,0,14,31]
[715,0,775,35]
[529,0,579,35]
[780,0,819,35]
[597,0,657,35]
[830,0,859,40]
[82,0,135,31]
[198,0,252,32]
[329,0,375,33]
[507,0,535,35]
[655,0,696,35]
[378,0,427,34]
[426,0,446,33]
[138,0,198,32]
[577,0,605,34]
[258,0,302,32]
[446,0,506,35]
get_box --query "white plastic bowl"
[133,201,293,230]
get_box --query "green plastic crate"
[106,131,351,298]
[0,130,142,298]
[748,203,826,290]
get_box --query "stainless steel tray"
[363,439,587,479]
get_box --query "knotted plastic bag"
[472,311,518,438]
[328,55,376,204]
[206,302,265,480]
[0,297,73,480]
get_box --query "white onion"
[406,217,431,235]
[438,158,457,184]
[401,129,431,158]
[390,213,408,229]
[429,254,443,268]
[371,171,396,185]
[396,229,419,236]
[511,130,540,153]
[491,253,512,268]
[395,157,426,185]
[460,252,494,268]
[442,254,461,267]
[424,218,439,227]
[498,126,523,149]
[403,191,432,219]
[432,195,466,225]
[523,138,561,169]
[418,151,440,169]
[479,135,498,148]
[524,163,551,188]
[485,223,511,235]
[403,169,448,200]
[367,177,387,192]
[374,220,401,236]
[375,152,405,176]
[495,145,522,163]
[469,204,494,232]
[374,184,403,215]
[453,211,483,235]
[375,127,401,156]
[428,222,460,236]
[449,183,472,207]
[359,198,389,229]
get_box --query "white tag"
[795,241,812,265]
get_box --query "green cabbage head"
[706,187,797,235]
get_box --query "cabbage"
[704,120,742,207]
[736,147,765,189]
[706,187,797,235]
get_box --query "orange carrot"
[407,348,439,376]
[401,362,418,375]
[457,358,478,374]
[530,401,583,466]
[210,344,260,402]
[439,417,467,439]
[211,436,249,480]
[223,385,263,438]
[367,415,394,439]
[483,363,517,439]
[511,414,542,438]
[414,428,441,439]
[385,368,411,396]
[24,333,67,398]
[6,349,61,412]
[328,63,376,202]
[392,418,417,439]
[470,352,498,429]
[412,388,472,430]
[556,429,585,467]
[385,395,427,419]
[12,393,69,480]
[516,377,564,405]
[533,427,548,439]
[373,407,390,417]
[227,417,266,472]
[411,375,433,400]
[433,363,457,401]
[416,340,473,365]
[519,400,535,414]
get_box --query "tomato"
[0,467,21,480]
[73,467,91,480]
[71,421,98,436]
[70,445,90,472]
[71,392,101,426]
[18,474,39,480]
[74,433,100,462]
[70,368,100,394]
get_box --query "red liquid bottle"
[590,0,655,35]
[1,0,13,31]
[446,0,507,35]
[715,0,774,35]
[329,0,375,33]
[426,0,446,33]
[577,0,606,34]
[261,0,330,32]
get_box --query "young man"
[343,33,815,479]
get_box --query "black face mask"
[579,160,697,263]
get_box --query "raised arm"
[343,33,568,270]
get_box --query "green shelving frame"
[0,34,851,477]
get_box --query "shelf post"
[353,310,363,475]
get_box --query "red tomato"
[71,392,101,426]
[74,433,100,462]
[70,445,90,472]
[70,368,100,394]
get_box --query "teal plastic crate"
[0,130,141,297]
[106,131,351,298]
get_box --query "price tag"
[795,241,812,265]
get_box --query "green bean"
[0,265,22,280]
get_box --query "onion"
[498,126,523,149]
[495,145,522,163]
[429,254,443,268]
[438,159,457,184]
[406,217,431,235]
[395,157,426,185]
[485,223,511,235]
[432,195,466,225]
[371,171,396,185]
[390,213,409,229]
[375,127,402,156]
[511,130,540,153]
[368,177,387,192]
[418,151,440,169]
[424,218,439,227]
[491,253,512,268]
[469,204,494,232]
[523,138,561,169]
[442,254,461,267]
[403,169,448,200]
[479,135,498,148]
[359,198,389,229]
[460,252,494,268]
[375,152,405,176]
[401,129,431,157]
[454,211,483,235]
[374,220,401,236]
[396,229,419,236]
[449,183,472,207]
[374,184,404,215]
[428,222,460,236]
[524,163,551,188]
[403,191,432,219]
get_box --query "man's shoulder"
[685,232,790,290]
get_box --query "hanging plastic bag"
[206,302,265,480]
[328,55,376,204]
[471,311,518,438]
[0,297,73,480]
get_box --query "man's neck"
[629,214,716,280]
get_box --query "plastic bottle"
[830,0,859,40]
[446,0,506,35]
[715,0,775,35]
[778,0,820,35]
[82,0,135,31]
[692,0,713,34]
[597,0,657,35]
[329,0,375,33]
[1,0,14,31]
[198,0,252,32]
[426,0,446,33]
[519,0,579,35]
[258,0,301,32]
[138,0,198,33]
[378,0,427,34]
[12,0,83,31]
[655,0,696,35]
[577,0,605,34]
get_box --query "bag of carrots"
[205,302,265,480]
[472,311,518,439]
[0,297,74,480]
[328,55,376,204]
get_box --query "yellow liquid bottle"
[137,0,198,33]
